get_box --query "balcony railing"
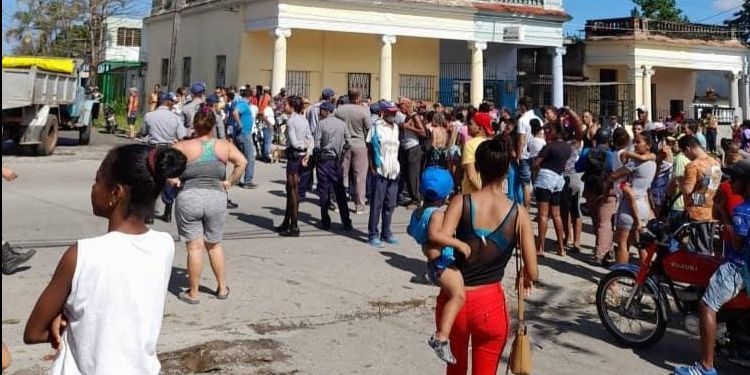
[585,17,740,42]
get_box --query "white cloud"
[712,0,742,12]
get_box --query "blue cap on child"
[420,167,453,202]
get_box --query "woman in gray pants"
[173,105,247,304]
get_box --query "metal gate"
[286,70,310,98]
[348,73,371,100]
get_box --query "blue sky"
[2,0,744,54]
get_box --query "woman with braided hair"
[24,144,187,374]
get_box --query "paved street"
[0,130,742,375]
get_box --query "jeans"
[261,127,273,160]
[706,128,717,154]
[235,133,255,184]
[368,174,399,240]
[437,283,508,375]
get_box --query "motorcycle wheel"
[596,269,667,348]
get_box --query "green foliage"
[725,1,750,45]
[109,98,127,117]
[632,0,688,22]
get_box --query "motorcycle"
[595,219,750,366]
[102,104,117,134]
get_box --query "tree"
[632,0,688,22]
[5,0,146,85]
[725,0,750,45]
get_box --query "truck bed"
[2,66,78,110]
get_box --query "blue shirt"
[730,200,750,267]
[696,132,707,149]
[235,100,256,135]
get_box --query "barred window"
[160,58,169,86]
[348,73,371,100]
[286,70,310,98]
[116,28,141,47]
[215,55,226,88]
[399,74,435,102]
[182,57,191,88]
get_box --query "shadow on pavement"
[168,266,214,298]
[537,254,606,284]
[379,251,427,280]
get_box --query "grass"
[93,113,143,135]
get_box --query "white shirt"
[262,106,276,129]
[367,119,400,180]
[528,136,546,159]
[518,110,541,159]
[50,230,175,375]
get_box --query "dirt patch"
[159,339,292,374]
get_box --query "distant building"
[582,16,748,124]
[144,0,570,108]
[98,17,145,104]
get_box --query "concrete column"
[271,27,292,96]
[551,46,566,107]
[630,66,644,124]
[743,73,750,121]
[642,66,654,121]
[379,35,397,101]
[729,71,741,119]
[469,41,487,107]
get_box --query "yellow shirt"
[461,136,487,193]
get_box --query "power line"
[696,5,741,23]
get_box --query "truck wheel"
[79,125,91,145]
[36,116,59,156]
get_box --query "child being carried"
[407,167,471,365]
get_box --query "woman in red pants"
[440,137,539,375]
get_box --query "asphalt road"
[1,130,744,374]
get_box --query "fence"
[585,17,741,42]
[520,80,635,123]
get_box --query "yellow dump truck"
[2,57,97,155]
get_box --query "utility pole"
[166,0,184,91]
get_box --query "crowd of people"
[2,80,749,375]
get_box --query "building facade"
[99,17,145,104]
[144,0,569,107]
[583,17,749,124]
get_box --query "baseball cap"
[206,94,219,104]
[473,112,493,135]
[420,167,454,202]
[319,101,335,113]
[191,82,206,95]
[321,88,335,100]
[379,100,399,113]
[160,91,177,103]
[723,159,750,181]
[370,102,382,114]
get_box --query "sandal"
[216,287,230,300]
[178,291,200,305]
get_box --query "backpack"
[582,148,610,195]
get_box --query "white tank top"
[50,230,175,375]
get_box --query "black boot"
[278,225,300,237]
[2,242,36,275]
[160,203,173,223]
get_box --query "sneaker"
[240,182,259,189]
[278,226,300,237]
[674,363,717,375]
[226,200,239,209]
[368,239,385,248]
[383,237,399,245]
[428,335,457,364]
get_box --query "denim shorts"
[427,246,456,285]
[702,262,745,312]
[519,158,532,185]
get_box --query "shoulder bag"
[509,203,532,374]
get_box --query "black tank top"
[455,195,519,287]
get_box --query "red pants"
[436,283,509,375]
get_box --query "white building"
[104,17,143,62]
